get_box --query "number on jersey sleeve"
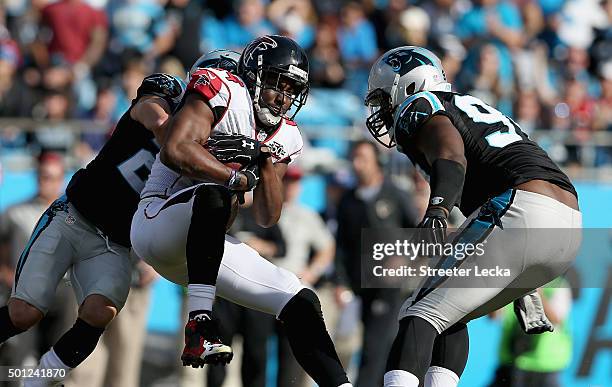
[454,95,522,148]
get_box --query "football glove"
[415,207,448,246]
[227,164,260,204]
[514,291,554,334]
[206,134,263,168]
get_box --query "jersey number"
[454,95,522,148]
[118,149,156,193]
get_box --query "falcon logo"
[244,36,278,66]
[194,74,211,87]
[242,140,255,150]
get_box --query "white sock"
[384,370,420,387]
[337,383,354,387]
[24,348,71,386]
[424,366,459,387]
[187,284,216,313]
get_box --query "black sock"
[186,186,231,285]
[188,309,212,320]
[279,289,349,387]
[53,318,105,368]
[0,305,25,343]
[385,316,439,381]
[431,323,469,377]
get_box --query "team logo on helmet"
[243,36,278,66]
[384,50,435,76]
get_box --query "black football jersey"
[66,73,186,247]
[393,91,577,216]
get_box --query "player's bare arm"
[160,93,246,188]
[252,159,286,227]
[130,95,172,143]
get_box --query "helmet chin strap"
[256,106,282,127]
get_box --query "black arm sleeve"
[429,158,465,213]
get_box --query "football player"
[131,36,352,387]
[363,46,582,387]
[0,72,186,386]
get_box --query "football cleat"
[181,313,233,368]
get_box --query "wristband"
[227,170,242,190]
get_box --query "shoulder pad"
[136,73,186,112]
[394,91,446,138]
[187,68,228,102]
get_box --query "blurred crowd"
[0,0,611,168]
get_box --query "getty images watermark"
[370,239,505,278]
[359,227,602,289]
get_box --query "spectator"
[0,153,76,373]
[367,0,409,51]
[221,0,276,51]
[593,62,612,165]
[308,18,345,88]
[29,89,76,154]
[457,43,514,114]
[589,0,612,75]
[334,140,418,387]
[337,1,378,97]
[489,280,573,387]
[455,0,524,96]
[273,166,336,387]
[108,0,174,62]
[421,0,466,44]
[165,0,208,68]
[38,0,108,71]
[397,6,430,47]
[112,56,150,123]
[514,90,545,135]
[75,81,116,164]
[268,0,317,50]
[0,37,37,119]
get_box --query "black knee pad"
[279,288,323,323]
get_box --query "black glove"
[206,134,263,168]
[227,164,260,204]
[416,207,448,246]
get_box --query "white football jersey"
[256,117,304,165]
[142,68,256,198]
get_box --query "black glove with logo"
[415,207,448,248]
[206,134,263,168]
